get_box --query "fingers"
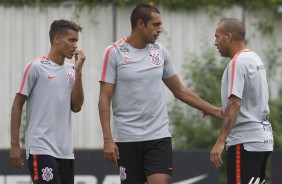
[74,50,86,62]
[75,52,78,61]
[218,107,224,119]
[210,150,223,168]
[105,153,116,163]
[74,50,86,71]
[211,154,222,168]
[115,146,120,160]
[104,142,119,165]
[10,157,24,169]
[16,161,24,169]
[10,148,24,169]
[201,111,209,118]
[105,152,118,165]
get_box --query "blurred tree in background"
[4,0,282,17]
[263,43,282,149]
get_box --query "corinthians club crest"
[149,50,162,67]
[42,167,53,181]
[64,63,75,87]
[119,166,127,181]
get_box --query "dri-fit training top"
[221,49,273,151]
[17,56,75,159]
[100,38,177,142]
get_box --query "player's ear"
[53,35,61,44]
[137,19,145,29]
[226,33,232,42]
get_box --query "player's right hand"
[10,145,24,169]
[216,107,224,119]
[74,50,86,70]
[103,140,119,166]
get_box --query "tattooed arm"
[210,95,241,168]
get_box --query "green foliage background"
[3,0,282,18]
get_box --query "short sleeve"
[99,45,118,84]
[17,61,39,96]
[161,46,177,79]
[228,57,246,99]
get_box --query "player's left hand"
[74,50,86,70]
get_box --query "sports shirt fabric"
[100,38,177,142]
[221,49,273,151]
[17,56,75,159]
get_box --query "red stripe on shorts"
[236,144,241,184]
[33,155,39,180]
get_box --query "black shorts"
[116,137,173,184]
[27,154,74,184]
[227,144,272,184]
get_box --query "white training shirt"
[100,38,177,142]
[18,56,75,159]
[221,49,273,151]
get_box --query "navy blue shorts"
[227,144,271,184]
[27,154,74,184]
[116,137,173,184]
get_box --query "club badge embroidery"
[149,50,162,67]
[120,46,129,55]
[67,73,75,87]
[41,167,53,181]
[119,166,127,181]
[65,64,75,87]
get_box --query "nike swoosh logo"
[172,174,208,184]
[124,59,133,64]
[48,75,56,79]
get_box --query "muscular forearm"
[176,87,220,117]
[10,94,26,169]
[98,97,119,165]
[71,69,84,112]
[98,99,113,142]
[163,75,221,118]
[99,111,113,142]
[10,100,23,146]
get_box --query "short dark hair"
[130,4,160,30]
[49,19,82,43]
[219,18,245,41]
